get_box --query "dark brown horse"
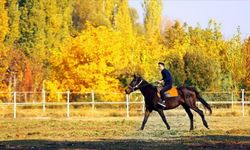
[125,75,212,131]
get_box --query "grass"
[0,114,249,149]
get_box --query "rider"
[157,62,173,107]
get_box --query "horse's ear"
[133,74,136,78]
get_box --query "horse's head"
[125,74,144,94]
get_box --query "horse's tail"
[187,87,212,115]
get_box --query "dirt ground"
[0,113,249,149]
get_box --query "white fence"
[0,90,249,118]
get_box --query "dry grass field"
[0,105,249,149]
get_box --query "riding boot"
[158,97,166,108]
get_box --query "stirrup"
[157,100,166,107]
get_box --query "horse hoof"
[204,123,209,129]
[167,126,170,130]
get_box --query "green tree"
[16,0,74,91]
[166,52,186,86]
[183,51,220,91]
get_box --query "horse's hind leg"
[182,104,194,131]
[157,109,170,130]
[191,106,209,129]
[140,109,151,130]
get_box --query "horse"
[125,75,212,131]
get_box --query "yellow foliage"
[49,23,132,100]
[0,0,248,102]
[45,80,65,102]
[144,0,162,40]
[0,0,8,43]
[47,20,170,101]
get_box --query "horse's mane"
[143,80,157,93]
[136,76,157,93]
[150,84,158,92]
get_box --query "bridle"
[128,79,144,92]
[128,79,153,92]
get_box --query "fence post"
[67,91,70,117]
[91,91,95,110]
[42,90,46,112]
[13,92,16,119]
[126,94,129,118]
[241,89,245,116]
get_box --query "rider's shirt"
[161,69,172,86]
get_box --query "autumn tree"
[143,0,162,39]
[47,24,132,101]
[0,0,10,94]
[243,37,250,89]
[225,29,246,90]
[141,0,165,81]
[0,0,8,44]
[129,7,144,35]
[73,0,115,32]
[163,21,189,86]
[164,21,188,50]
[4,0,20,46]
[0,0,248,102]
[16,0,74,91]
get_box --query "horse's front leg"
[140,109,151,130]
[157,109,170,130]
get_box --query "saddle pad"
[166,87,178,97]
[157,87,179,97]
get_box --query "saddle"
[157,87,179,97]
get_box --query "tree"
[72,0,115,32]
[0,0,8,44]
[141,0,166,81]
[166,52,186,86]
[48,24,133,101]
[143,0,162,39]
[0,0,10,94]
[243,37,250,89]
[114,0,133,36]
[4,0,20,46]
[183,51,220,91]
[129,7,144,35]
[164,21,187,49]
[225,28,246,90]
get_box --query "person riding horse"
[125,75,212,131]
[157,62,173,108]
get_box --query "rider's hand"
[157,80,163,84]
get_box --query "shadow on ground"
[0,135,250,150]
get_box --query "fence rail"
[0,90,249,118]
